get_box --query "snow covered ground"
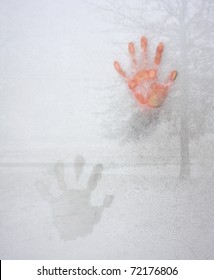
[0,145,213,259]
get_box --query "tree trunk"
[179,0,190,179]
[180,113,190,179]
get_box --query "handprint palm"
[114,36,177,108]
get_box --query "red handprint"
[114,36,177,108]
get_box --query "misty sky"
[0,0,120,151]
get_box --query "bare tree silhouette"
[90,0,214,179]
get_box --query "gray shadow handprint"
[37,156,114,241]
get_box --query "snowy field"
[0,141,213,259]
[0,0,214,259]
[0,163,213,259]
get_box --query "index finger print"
[154,42,164,66]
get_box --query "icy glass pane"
[0,0,213,259]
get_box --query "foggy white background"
[0,0,118,154]
[0,0,214,259]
